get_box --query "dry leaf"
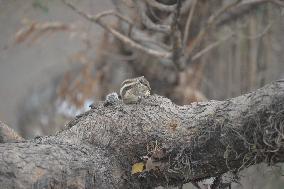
[131,162,145,174]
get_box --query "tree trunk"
[0,80,284,188]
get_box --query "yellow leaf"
[131,162,145,174]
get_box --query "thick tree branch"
[0,81,284,188]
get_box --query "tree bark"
[0,80,284,189]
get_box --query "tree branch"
[1,81,284,188]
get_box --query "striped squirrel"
[90,76,151,108]
[120,76,151,104]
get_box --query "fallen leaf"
[131,162,145,174]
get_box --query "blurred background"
[0,0,283,188]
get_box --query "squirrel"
[119,76,151,104]
[90,76,151,108]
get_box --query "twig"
[63,0,172,59]
[183,0,197,47]
[15,21,70,44]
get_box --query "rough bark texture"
[0,80,284,189]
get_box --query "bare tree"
[62,0,283,105]
[4,0,284,188]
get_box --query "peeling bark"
[0,80,284,188]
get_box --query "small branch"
[14,20,70,44]
[94,10,134,26]
[183,0,197,47]
[63,0,109,21]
